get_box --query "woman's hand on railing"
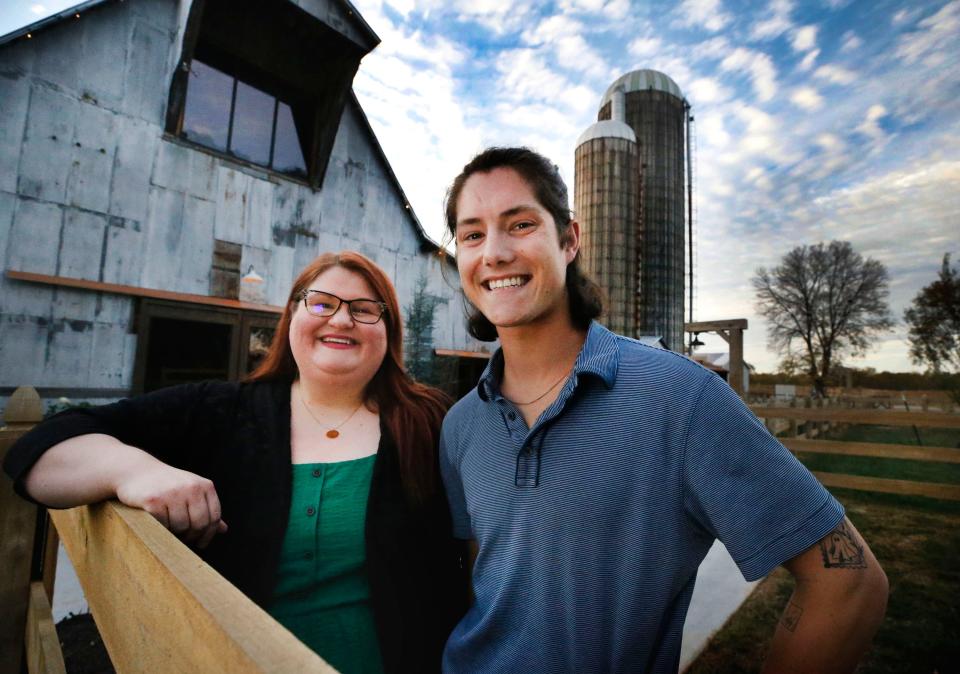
[115,464,228,549]
[24,433,228,549]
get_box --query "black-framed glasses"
[299,290,387,324]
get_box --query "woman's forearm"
[23,434,162,508]
[23,434,227,547]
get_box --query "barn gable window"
[181,61,307,178]
[166,0,377,188]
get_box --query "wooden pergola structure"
[685,319,748,396]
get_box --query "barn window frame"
[164,0,371,189]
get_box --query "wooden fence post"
[3,385,43,430]
[1,386,49,674]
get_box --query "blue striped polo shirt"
[439,321,844,673]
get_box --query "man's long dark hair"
[444,147,603,341]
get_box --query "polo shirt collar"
[476,320,619,402]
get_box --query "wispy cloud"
[791,24,818,52]
[814,64,857,85]
[856,104,889,142]
[675,0,732,32]
[521,14,611,79]
[628,36,662,58]
[839,30,863,52]
[791,86,824,110]
[895,0,960,65]
[688,77,732,104]
[720,47,778,101]
[750,0,795,41]
[797,48,820,71]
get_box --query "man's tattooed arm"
[780,601,803,632]
[762,517,888,673]
[819,520,867,569]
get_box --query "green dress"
[269,455,384,674]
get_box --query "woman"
[3,251,466,674]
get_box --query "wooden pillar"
[684,319,748,398]
[728,327,744,397]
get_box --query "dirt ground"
[57,614,113,674]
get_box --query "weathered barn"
[0,0,488,409]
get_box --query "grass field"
[687,489,960,673]
[832,424,960,449]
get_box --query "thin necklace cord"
[503,368,573,406]
[298,385,365,438]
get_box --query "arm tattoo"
[819,520,866,569]
[781,601,803,632]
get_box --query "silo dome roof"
[600,70,685,109]
[576,120,636,147]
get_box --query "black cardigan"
[3,380,467,673]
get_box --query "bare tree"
[904,254,960,373]
[753,241,893,396]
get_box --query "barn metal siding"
[0,0,477,404]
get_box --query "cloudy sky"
[347,0,960,373]
[4,0,958,372]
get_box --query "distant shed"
[690,352,752,393]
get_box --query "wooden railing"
[1,386,338,673]
[749,404,960,501]
[51,503,335,672]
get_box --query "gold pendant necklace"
[298,387,365,439]
[502,367,573,406]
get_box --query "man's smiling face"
[454,167,578,332]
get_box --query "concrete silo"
[574,88,640,337]
[577,69,689,350]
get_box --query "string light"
[23,12,82,42]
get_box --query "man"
[438,147,888,673]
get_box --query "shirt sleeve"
[2,381,219,503]
[439,414,473,540]
[682,375,844,581]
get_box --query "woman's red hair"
[247,251,451,504]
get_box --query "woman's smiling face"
[288,265,388,386]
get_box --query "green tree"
[904,254,960,373]
[404,273,446,384]
[753,240,893,396]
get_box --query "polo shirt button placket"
[515,429,541,487]
[501,404,524,439]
